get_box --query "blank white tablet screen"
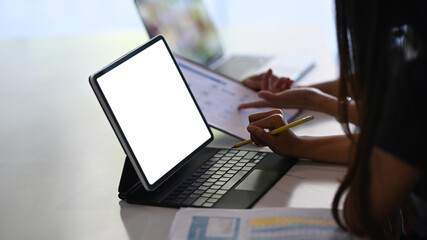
[97,40,211,184]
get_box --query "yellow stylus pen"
[232,115,314,148]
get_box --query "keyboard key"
[223,173,234,178]
[202,193,213,198]
[178,194,188,199]
[202,182,213,187]
[206,198,219,203]
[220,177,230,182]
[183,197,196,205]
[210,194,222,199]
[244,151,257,159]
[193,197,208,206]
[221,171,248,190]
[202,202,214,207]
[235,150,248,156]
[214,181,225,186]
[190,193,201,199]
[213,163,223,168]
[206,189,216,194]
[165,149,261,207]
[194,190,204,195]
[216,190,227,195]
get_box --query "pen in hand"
[232,115,314,148]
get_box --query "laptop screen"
[91,36,212,189]
[135,0,223,66]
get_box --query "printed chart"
[169,207,358,240]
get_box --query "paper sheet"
[169,207,360,240]
[177,57,299,140]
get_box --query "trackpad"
[235,169,279,191]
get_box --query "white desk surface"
[0,27,344,240]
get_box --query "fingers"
[238,91,280,109]
[242,69,292,93]
[400,196,418,235]
[383,213,399,240]
[400,206,410,235]
[273,78,285,89]
[273,77,293,91]
[248,109,283,124]
[262,69,273,90]
[282,78,294,90]
[246,109,289,148]
[238,100,271,109]
[247,125,271,147]
[250,113,285,131]
[242,71,270,90]
[242,73,263,90]
[247,125,275,147]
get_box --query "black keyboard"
[162,149,267,207]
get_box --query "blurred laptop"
[134,0,315,81]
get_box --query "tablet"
[89,35,213,191]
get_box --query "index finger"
[238,100,271,110]
[262,69,273,90]
[250,112,285,131]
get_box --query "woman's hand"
[247,109,301,156]
[242,69,294,93]
[239,87,338,116]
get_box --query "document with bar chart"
[176,56,299,140]
[169,207,359,240]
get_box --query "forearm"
[293,135,356,165]
[307,79,339,97]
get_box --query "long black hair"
[332,0,407,236]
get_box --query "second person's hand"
[238,87,337,113]
[242,69,294,93]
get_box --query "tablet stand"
[118,156,151,203]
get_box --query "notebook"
[89,35,296,208]
[134,0,315,81]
